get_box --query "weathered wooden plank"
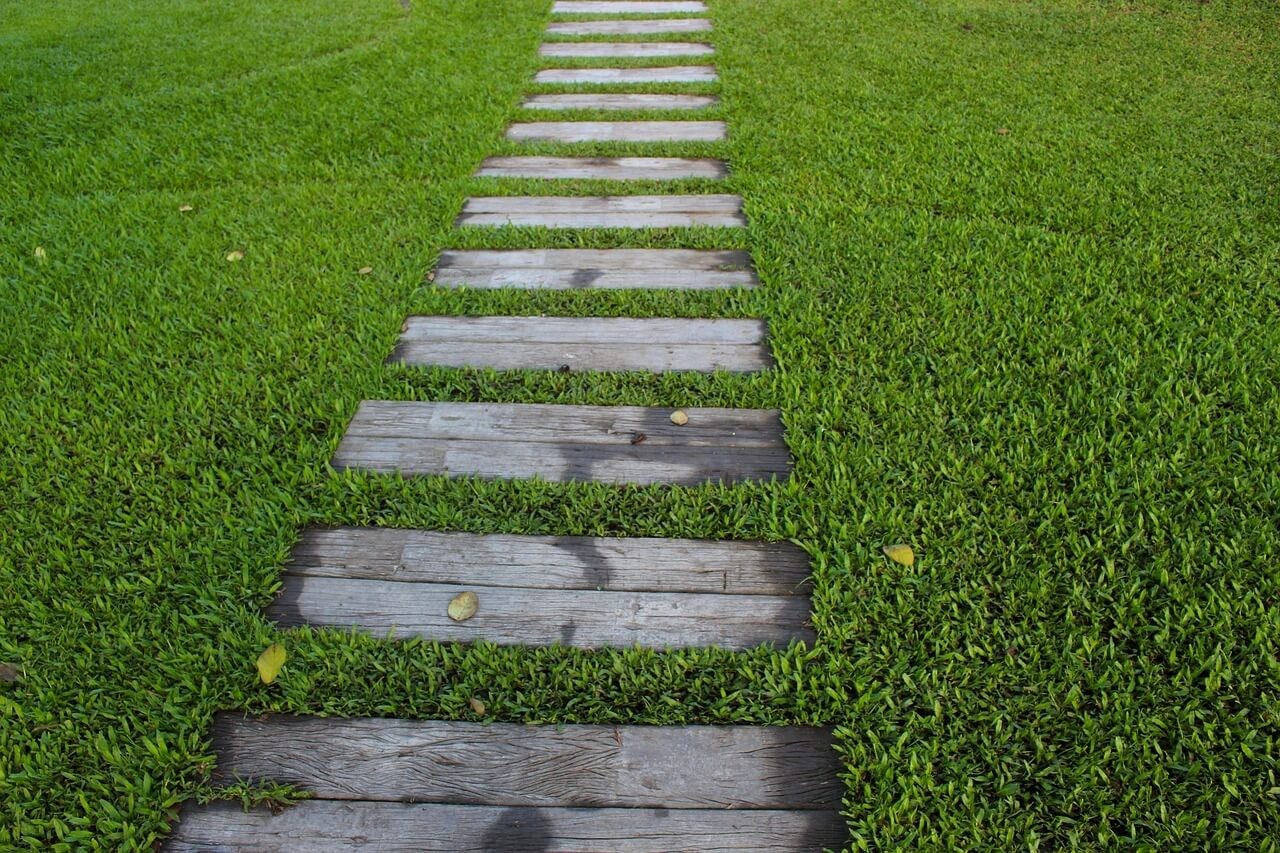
[539,41,714,58]
[507,120,725,142]
[535,66,717,84]
[457,194,745,229]
[522,92,718,111]
[546,18,711,35]
[552,1,707,13]
[397,316,764,344]
[394,341,766,372]
[287,528,812,595]
[433,248,758,290]
[475,155,726,180]
[209,716,844,810]
[167,800,846,852]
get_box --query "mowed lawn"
[2,0,1277,848]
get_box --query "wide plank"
[397,316,764,344]
[208,716,844,810]
[507,120,725,142]
[534,66,717,84]
[287,528,812,595]
[433,248,757,290]
[167,800,847,852]
[545,18,712,35]
[475,155,726,180]
[552,1,707,12]
[457,194,744,229]
[522,92,718,110]
[539,41,714,58]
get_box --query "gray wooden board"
[507,120,725,142]
[552,1,707,12]
[166,801,848,852]
[456,194,744,229]
[207,715,844,810]
[392,316,767,372]
[522,93,719,111]
[539,41,714,57]
[534,66,717,84]
[546,18,711,35]
[433,248,758,290]
[287,528,812,595]
[475,155,726,180]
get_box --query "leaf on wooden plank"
[469,697,486,715]
[256,643,287,684]
[670,410,689,425]
[882,544,915,567]
[178,204,194,212]
[226,250,245,262]
[358,266,373,275]
[630,432,647,445]
[448,591,478,622]
[0,662,20,683]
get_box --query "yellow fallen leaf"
[34,246,47,263]
[226,250,244,262]
[882,544,915,567]
[670,410,689,426]
[448,591,478,622]
[178,204,194,212]
[358,266,373,275]
[256,643,287,684]
[469,697,486,715]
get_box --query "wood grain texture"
[507,120,725,142]
[539,41,714,58]
[166,801,847,852]
[392,316,767,372]
[522,93,718,111]
[552,0,707,12]
[286,528,812,595]
[545,18,711,35]
[433,248,758,290]
[456,194,744,229]
[534,66,717,84]
[475,156,726,180]
[208,715,844,810]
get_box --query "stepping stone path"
[168,2,842,849]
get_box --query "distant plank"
[546,18,711,35]
[286,528,812,595]
[208,716,844,810]
[535,66,717,84]
[475,156,726,180]
[552,1,707,12]
[456,194,744,229]
[393,316,768,372]
[433,248,758,290]
[539,41,714,58]
[331,401,789,484]
[522,93,718,111]
[507,120,725,143]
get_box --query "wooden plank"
[397,316,764,344]
[539,41,714,58]
[393,341,767,372]
[552,1,707,13]
[546,18,712,35]
[475,156,726,180]
[167,800,847,852]
[534,66,717,84]
[287,528,812,595]
[507,120,725,143]
[456,194,745,229]
[208,716,844,810]
[522,93,718,110]
[433,248,758,290]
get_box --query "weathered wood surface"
[433,248,758,290]
[551,1,707,13]
[331,401,789,484]
[539,41,714,58]
[535,66,717,84]
[209,716,844,810]
[523,92,718,110]
[546,18,712,34]
[475,155,726,180]
[287,528,812,595]
[167,801,848,852]
[456,194,745,229]
[393,316,768,372]
[507,120,726,143]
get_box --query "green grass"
[2,0,1278,848]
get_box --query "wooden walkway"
[169,1,842,848]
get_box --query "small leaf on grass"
[469,697,486,715]
[358,266,373,275]
[34,246,47,263]
[426,271,436,282]
[0,662,21,683]
[670,410,689,426]
[256,643,287,684]
[448,591,478,622]
[226,250,244,262]
[882,544,915,567]
[995,127,1010,135]
[178,204,194,212]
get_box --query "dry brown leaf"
[178,204,194,212]
[670,410,689,426]
[448,591,478,622]
[226,250,244,262]
[358,266,373,275]
[256,643,287,684]
[995,127,1010,135]
[469,697,487,715]
[630,432,647,445]
[882,544,916,567]
[0,662,20,683]
[426,271,436,282]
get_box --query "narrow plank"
[546,18,712,35]
[433,248,758,290]
[552,1,707,12]
[507,120,726,143]
[167,800,846,852]
[475,155,726,180]
[208,716,844,810]
[534,66,717,84]
[457,194,745,229]
[522,93,718,110]
[397,316,764,344]
[286,528,812,595]
[539,41,714,58]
